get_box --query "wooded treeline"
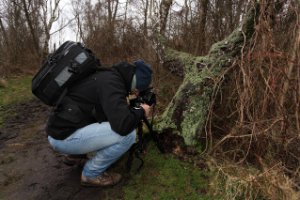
[0,0,249,74]
[0,0,299,199]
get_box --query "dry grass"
[205,1,300,199]
[209,158,300,200]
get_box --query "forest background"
[0,0,299,199]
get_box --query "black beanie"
[134,59,152,91]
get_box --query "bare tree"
[0,17,8,47]
[194,0,209,55]
[21,0,41,57]
[159,0,173,35]
[1,0,33,66]
[41,0,61,58]
[107,0,119,29]
[21,0,61,59]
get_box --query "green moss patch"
[123,143,213,200]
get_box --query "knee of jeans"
[48,136,55,147]
[125,130,136,145]
[48,136,60,152]
[48,141,58,152]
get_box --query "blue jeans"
[48,122,136,178]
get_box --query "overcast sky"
[49,0,77,48]
[49,0,184,49]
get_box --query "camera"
[130,87,156,107]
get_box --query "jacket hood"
[111,62,135,92]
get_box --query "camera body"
[130,88,156,107]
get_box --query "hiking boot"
[63,154,87,167]
[81,172,122,187]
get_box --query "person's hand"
[140,103,152,118]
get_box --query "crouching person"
[46,60,152,187]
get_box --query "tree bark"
[21,0,40,57]
[41,0,60,59]
[194,0,209,55]
[0,18,9,47]
[159,0,173,35]
[155,6,257,145]
[107,0,119,29]
[143,0,149,36]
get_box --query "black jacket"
[46,62,144,140]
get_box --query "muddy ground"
[0,99,134,200]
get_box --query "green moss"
[209,29,243,55]
[155,103,176,132]
[156,68,215,145]
[177,75,213,145]
[155,81,188,132]
[165,48,196,72]
[155,117,177,133]
[123,143,214,200]
[180,91,211,145]
[187,67,216,83]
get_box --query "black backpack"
[32,41,100,106]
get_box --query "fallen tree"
[155,4,257,146]
[155,1,300,199]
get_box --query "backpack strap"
[55,88,68,108]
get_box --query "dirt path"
[0,99,126,200]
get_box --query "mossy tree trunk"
[156,6,257,146]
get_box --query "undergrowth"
[122,142,214,200]
[206,1,300,199]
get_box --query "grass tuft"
[0,76,33,127]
